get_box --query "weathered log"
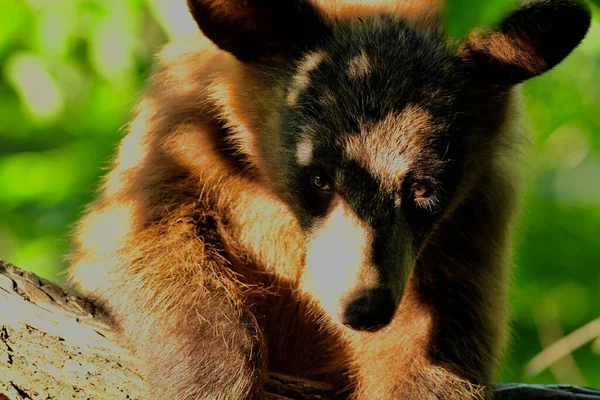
[1,258,598,399]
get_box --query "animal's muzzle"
[339,287,396,332]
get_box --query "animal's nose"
[339,288,396,332]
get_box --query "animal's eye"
[298,168,334,217]
[413,182,433,204]
[310,171,333,194]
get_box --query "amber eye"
[413,183,432,203]
[299,168,334,217]
[311,171,332,194]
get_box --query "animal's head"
[187,0,591,331]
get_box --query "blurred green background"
[0,0,598,388]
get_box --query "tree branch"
[1,258,598,400]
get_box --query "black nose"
[339,288,396,332]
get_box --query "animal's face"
[187,0,591,331]
[278,20,471,330]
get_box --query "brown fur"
[343,106,442,194]
[346,50,373,79]
[67,1,590,399]
[461,30,547,76]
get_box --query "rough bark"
[1,258,598,400]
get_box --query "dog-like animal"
[68,0,591,398]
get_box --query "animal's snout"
[339,288,396,332]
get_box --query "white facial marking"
[296,135,314,166]
[301,200,377,318]
[286,51,326,106]
[347,50,372,79]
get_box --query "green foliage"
[445,0,517,37]
[447,0,600,37]
[592,1,600,24]
[0,0,598,389]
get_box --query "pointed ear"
[187,0,330,62]
[459,0,592,85]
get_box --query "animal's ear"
[187,0,330,62]
[459,0,592,85]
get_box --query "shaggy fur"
[68,1,591,399]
